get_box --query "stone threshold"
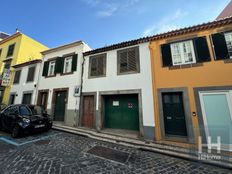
[52,124,232,169]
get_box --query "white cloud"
[97,3,119,17]
[82,0,141,17]
[142,9,188,36]
[82,0,101,7]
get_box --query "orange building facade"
[149,17,232,151]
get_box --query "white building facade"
[82,42,155,140]
[36,41,91,127]
[10,60,41,105]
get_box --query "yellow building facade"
[0,32,48,104]
[149,17,232,151]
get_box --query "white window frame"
[224,32,232,59]
[170,40,196,66]
[48,61,56,76]
[63,56,72,74]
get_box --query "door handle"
[166,116,172,120]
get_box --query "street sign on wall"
[1,69,11,86]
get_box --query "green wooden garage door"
[104,94,139,131]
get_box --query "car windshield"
[20,106,32,116]
[29,106,44,115]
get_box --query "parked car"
[0,104,52,138]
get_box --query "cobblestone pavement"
[0,130,231,174]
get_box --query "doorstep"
[52,124,232,169]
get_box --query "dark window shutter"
[13,70,21,84]
[42,61,49,76]
[89,54,106,77]
[128,48,137,71]
[97,56,104,75]
[72,54,78,72]
[193,37,211,62]
[211,33,229,60]
[55,57,64,74]
[27,66,36,82]
[119,51,128,73]
[90,57,97,76]
[118,47,139,73]
[161,44,172,67]
[7,44,15,57]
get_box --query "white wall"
[10,62,41,105]
[37,43,90,111]
[82,43,155,127]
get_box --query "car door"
[2,106,19,130]
[1,106,13,130]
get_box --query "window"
[4,62,11,69]
[4,106,19,115]
[117,47,140,74]
[9,94,16,105]
[6,44,15,58]
[89,53,106,77]
[224,32,232,58]
[26,66,36,82]
[170,40,196,65]
[19,106,32,116]
[13,70,21,84]
[48,61,56,76]
[22,93,32,104]
[63,57,72,74]
[29,105,44,115]
[0,49,2,57]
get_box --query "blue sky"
[0,0,230,49]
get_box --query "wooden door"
[54,91,66,122]
[162,92,187,136]
[37,91,48,110]
[82,96,94,128]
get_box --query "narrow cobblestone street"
[0,130,231,174]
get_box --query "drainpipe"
[77,51,85,127]
[34,60,43,105]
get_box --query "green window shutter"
[55,57,64,74]
[72,54,78,72]
[161,44,172,67]
[211,33,229,60]
[193,37,211,62]
[42,61,49,76]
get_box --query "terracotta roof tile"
[217,1,232,20]
[84,16,232,56]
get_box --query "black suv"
[0,104,52,138]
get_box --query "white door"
[199,91,232,151]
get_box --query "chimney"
[16,28,21,33]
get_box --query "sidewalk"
[52,124,232,169]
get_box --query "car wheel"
[12,125,20,138]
